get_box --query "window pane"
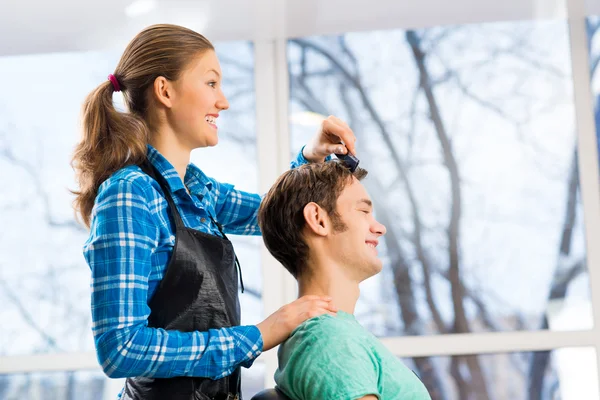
[586,17,600,171]
[242,361,265,399]
[402,347,598,400]
[288,21,592,336]
[0,41,260,356]
[0,370,108,400]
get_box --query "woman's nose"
[217,91,229,110]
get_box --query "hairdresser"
[71,24,357,400]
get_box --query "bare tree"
[406,29,490,400]
[526,18,600,400]
[526,20,600,400]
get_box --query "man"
[258,161,431,400]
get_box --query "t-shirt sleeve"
[278,320,381,400]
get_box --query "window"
[288,21,591,337]
[586,16,600,170]
[0,370,107,400]
[0,50,118,356]
[0,40,263,396]
[402,347,598,399]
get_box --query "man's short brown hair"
[258,161,368,278]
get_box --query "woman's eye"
[208,81,217,88]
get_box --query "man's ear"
[153,76,175,108]
[303,202,329,237]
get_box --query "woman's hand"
[256,295,338,351]
[302,115,357,163]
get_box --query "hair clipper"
[335,152,360,173]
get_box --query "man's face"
[328,177,386,281]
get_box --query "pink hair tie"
[108,74,121,92]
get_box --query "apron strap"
[139,160,186,230]
[208,215,245,294]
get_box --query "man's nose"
[373,220,386,236]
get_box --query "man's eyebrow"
[357,199,372,208]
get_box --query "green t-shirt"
[274,311,431,400]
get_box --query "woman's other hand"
[256,295,337,351]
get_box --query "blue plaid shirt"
[84,145,312,382]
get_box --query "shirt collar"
[146,145,213,196]
[185,162,213,195]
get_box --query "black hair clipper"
[335,152,360,173]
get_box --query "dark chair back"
[250,388,292,400]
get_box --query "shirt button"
[200,218,206,223]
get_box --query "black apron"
[121,161,245,400]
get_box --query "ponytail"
[71,79,148,227]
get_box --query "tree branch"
[0,143,85,232]
[406,29,490,399]
[0,279,62,352]
[528,148,582,400]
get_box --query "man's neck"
[298,259,360,315]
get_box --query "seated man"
[258,161,431,400]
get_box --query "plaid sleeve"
[211,178,263,236]
[84,177,262,379]
[290,145,333,169]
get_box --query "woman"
[72,24,357,400]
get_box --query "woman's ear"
[153,76,174,108]
[303,202,329,237]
